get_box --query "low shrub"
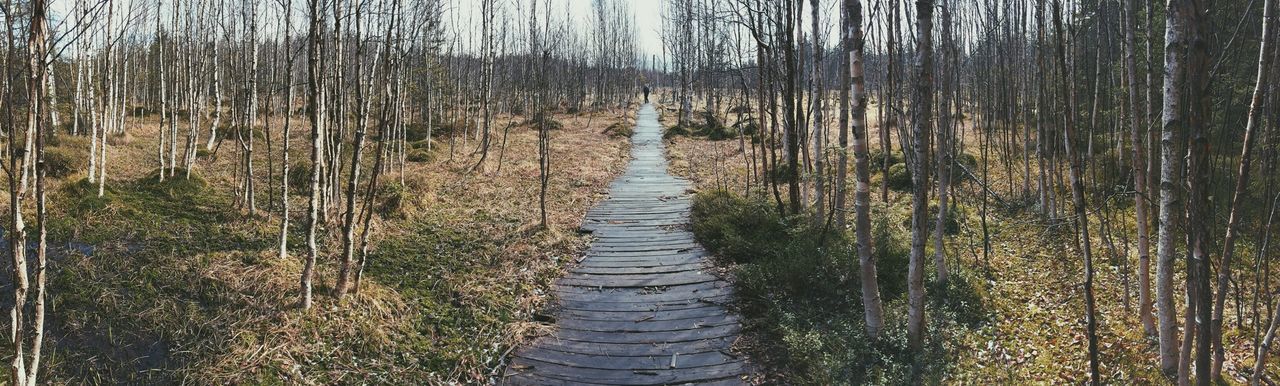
[139,168,208,198]
[523,112,562,130]
[106,131,133,146]
[869,148,904,166]
[44,146,82,178]
[690,189,975,384]
[287,162,312,195]
[664,123,693,139]
[602,121,634,139]
[885,163,912,191]
[407,149,433,163]
[690,190,788,264]
[376,182,410,218]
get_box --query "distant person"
[642,84,651,103]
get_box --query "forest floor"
[659,97,1279,384]
[5,105,637,384]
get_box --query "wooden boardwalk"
[502,104,749,385]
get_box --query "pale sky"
[48,0,668,61]
[442,0,665,58]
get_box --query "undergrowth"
[691,189,991,384]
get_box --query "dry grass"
[17,104,634,384]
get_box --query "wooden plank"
[507,357,746,385]
[548,324,741,344]
[583,248,704,257]
[554,280,732,295]
[574,257,706,268]
[555,296,731,312]
[554,314,739,333]
[553,306,729,323]
[571,263,706,275]
[534,334,738,356]
[554,288,735,306]
[558,274,721,288]
[515,347,737,370]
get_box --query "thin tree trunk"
[1125,0,1157,338]
[846,0,882,339]
[1051,0,1100,382]
[1213,0,1275,377]
[279,0,295,261]
[933,0,954,286]
[302,0,325,310]
[1157,0,1189,373]
[907,0,934,355]
[810,0,825,225]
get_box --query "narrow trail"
[503,104,749,385]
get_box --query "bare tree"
[1124,0,1157,338]
[302,0,326,310]
[1050,0,1100,381]
[1157,0,1188,375]
[846,0,881,340]
[906,0,934,354]
[1212,0,1275,377]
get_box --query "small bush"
[139,168,207,197]
[947,152,979,183]
[409,139,434,150]
[664,124,693,139]
[43,146,81,178]
[885,163,912,191]
[895,203,963,238]
[231,126,267,141]
[602,121,634,139]
[696,112,734,140]
[523,112,562,130]
[287,162,312,195]
[106,132,133,146]
[690,190,788,264]
[60,177,110,214]
[736,118,760,138]
[869,148,904,166]
[405,123,433,142]
[407,149,433,163]
[870,214,911,298]
[44,136,90,178]
[376,182,409,218]
[769,163,796,183]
